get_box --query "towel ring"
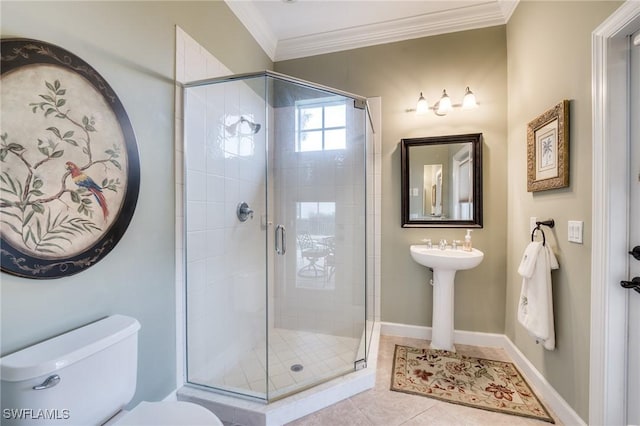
[530,219,555,246]
[531,226,546,246]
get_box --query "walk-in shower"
[182,71,376,404]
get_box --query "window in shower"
[295,98,346,152]
[295,201,335,289]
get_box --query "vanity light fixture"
[462,86,478,110]
[416,92,429,115]
[436,89,452,115]
[413,87,478,116]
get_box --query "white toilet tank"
[1,315,141,426]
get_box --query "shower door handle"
[275,225,286,255]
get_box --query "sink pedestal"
[431,269,457,351]
[409,245,484,353]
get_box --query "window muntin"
[296,99,346,152]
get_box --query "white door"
[627,29,640,426]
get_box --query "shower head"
[225,116,261,136]
[240,117,261,134]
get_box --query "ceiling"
[224,0,519,62]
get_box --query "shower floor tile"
[197,328,361,399]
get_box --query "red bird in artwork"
[65,161,109,220]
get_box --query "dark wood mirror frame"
[401,133,483,228]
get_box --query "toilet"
[0,315,222,426]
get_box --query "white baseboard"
[380,322,505,347]
[380,322,432,340]
[380,321,585,426]
[500,336,586,426]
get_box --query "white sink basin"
[410,245,484,271]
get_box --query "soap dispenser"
[463,230,473,252]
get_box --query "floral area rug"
[391,345,555,423]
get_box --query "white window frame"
[295,97,347,152]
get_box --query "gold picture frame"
[526,100,569,192]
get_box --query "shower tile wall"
[365,98,381,350]
[177,27,266,383]
[185,81,267,384]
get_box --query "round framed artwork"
[0,38,140,279]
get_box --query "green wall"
[505,1,621,421]
[1,0,271,405]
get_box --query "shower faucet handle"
[237,202,254,222]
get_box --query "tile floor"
[284,335,562,426]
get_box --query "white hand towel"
[540,245,559,350]
[517,242,559,350]
[518,242,543,278]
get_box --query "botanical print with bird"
[1,72,126,258]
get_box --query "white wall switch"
[568,220,583,244]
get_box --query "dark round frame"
[0,38,140,279]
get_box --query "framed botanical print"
[0,38,140,279]
[526,100,569,192]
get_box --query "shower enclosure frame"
[181,70,376,404]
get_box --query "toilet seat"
[114,401,223,426]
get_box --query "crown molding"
[498,0,519,22]
[227,0,519,62]
[224,0,278,61]
[275,2,509,61]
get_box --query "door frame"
[590,2,640,424]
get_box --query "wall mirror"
[401,133,483,228]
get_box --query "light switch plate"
[568,220,583,244]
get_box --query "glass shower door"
[267,76,367,400]
[184,71,371,403]
[184,75,269,400]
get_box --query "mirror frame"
[401,133,483,228]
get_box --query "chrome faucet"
[439,239,447,250]
[236,202,254,222]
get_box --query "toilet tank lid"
[0,315,140,382]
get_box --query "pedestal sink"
[410,245,484,351]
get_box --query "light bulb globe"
[462,87,478,110]
[437,90,452,115]
[416,92,429,115]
